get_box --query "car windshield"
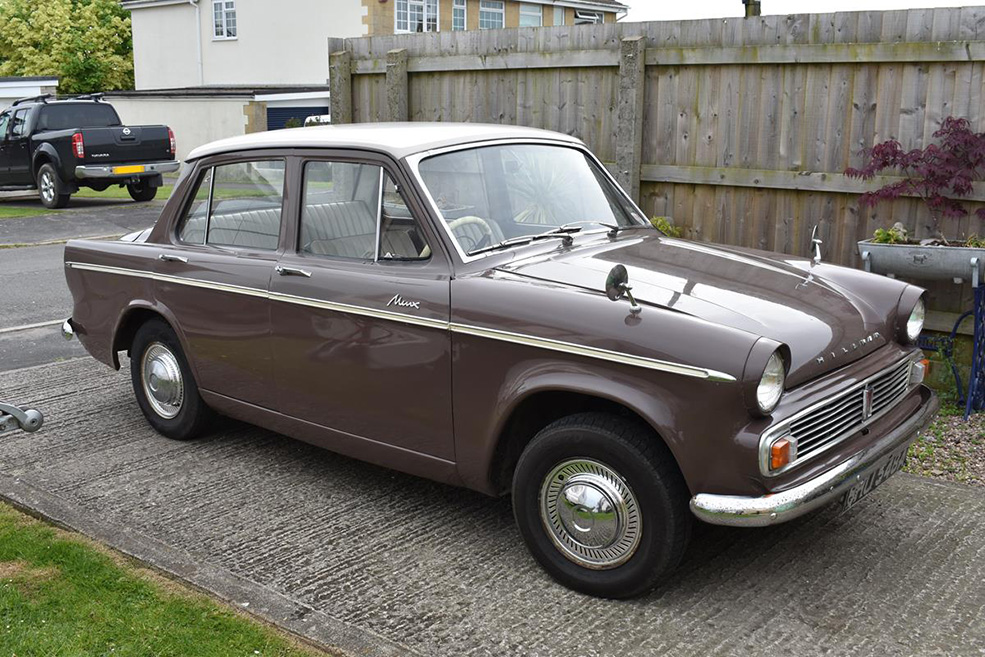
[416,144,647,256]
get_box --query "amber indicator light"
[770,437,792,470]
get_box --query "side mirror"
[605,264,641,315]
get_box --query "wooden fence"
[328,7,985,317]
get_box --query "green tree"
[0,0,134,94]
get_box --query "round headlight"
[757,351,785,414]
[906,297,925,343]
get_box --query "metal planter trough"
[857,240,985,286]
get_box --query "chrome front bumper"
[690,387,939,527]
[75,160,180,179]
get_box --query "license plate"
[841,443,909,512]
[113,165,145,175]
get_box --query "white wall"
[130,0,368,90]
[109,96,250,162]
[131,4,202,90]
[0,80,59,111]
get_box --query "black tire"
[37,163,70,209]
[512,412,692,599]
[127,180,158,202]
[130,318,212,440]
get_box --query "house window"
[553,6,564,25]
[574,10,603,24]
[395,0,438,33]
[519,3,541,27]
[479,0,504,29]
[213,0,236,39]
[453,0,466,31]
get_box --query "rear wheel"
[37,163,70,209]
[130,318,212,440]
[127,180,157,202]
[512,412,692,599]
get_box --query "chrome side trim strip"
[66,261,735,383]
[270,291,449,331]
[450,323,736,382]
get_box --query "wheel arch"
[111,302,199,381]
[32,144,62,180]
[486,383,685,496]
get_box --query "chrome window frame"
[405,138,652,265]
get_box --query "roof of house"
[122,0,629,11]
[187,122,582,161]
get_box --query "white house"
[0,77,59,111]
[118,0,627,159]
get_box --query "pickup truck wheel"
[37,163,70,209]
[127,181,157,202]
[512,412,691,599]
[130,318,212,440]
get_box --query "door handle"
[158,253,188,263]
[276,265,311,278]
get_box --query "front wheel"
[130,318,212,440]
[37,163,70,209]
[127,180,158,202]
[512,413,692,599]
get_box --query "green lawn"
[73,184,176,200]
[0,205,49,219]
[0,503,333,656]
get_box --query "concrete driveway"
[1,358,983,656]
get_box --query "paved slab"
[1,358,983,657]
[0,198,163,246]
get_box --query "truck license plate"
[113,165,145,175]
[841,443,909,512]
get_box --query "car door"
[156,155,286,407]
[269,154,455,460]
[0,110,14,182]
[7,108,32,184]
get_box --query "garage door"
[266,106,329,130]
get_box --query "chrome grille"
[764,358,914,474]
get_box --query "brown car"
[63,123,938,598]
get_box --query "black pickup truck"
[0,94,179,208]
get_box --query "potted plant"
[847,117,985,284]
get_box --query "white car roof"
[186,122,584,161]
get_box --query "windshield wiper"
[470,232,575,256]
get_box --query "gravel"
[906,402,985,487]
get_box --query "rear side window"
[176,160,285,250]
[36,104,121,130]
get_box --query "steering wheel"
[447,215,495,252]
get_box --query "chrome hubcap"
[141,342,184,419]
[40,172,54,202]
[540,459,641,569]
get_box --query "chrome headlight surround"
[905,296,925,343]
[742,338,789,417]
[756,351,786,415]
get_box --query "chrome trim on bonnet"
[65,260,736,383]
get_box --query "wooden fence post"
[386,49,409,122]
[330,50,352,124]
[616,36,646,203]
